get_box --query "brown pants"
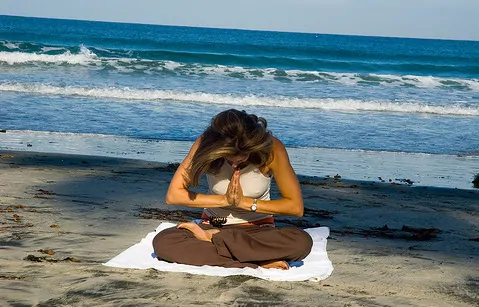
[152,223,313,268]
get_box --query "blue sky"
[1,0,478,40]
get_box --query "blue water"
[1,15,479,158]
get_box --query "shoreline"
[1,150,478,306]
[2,130,479,190]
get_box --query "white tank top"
[204,161,273,225]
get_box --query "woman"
[153,109,312,270]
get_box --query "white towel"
[103,222,334,282]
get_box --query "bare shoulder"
[268,136,301,201]
[190,135,202,152]
[171,135,203,186]
[271,136,289,159]
[183,135,203,160]
[267,136,292,171]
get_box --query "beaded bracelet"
[209,216,227,227]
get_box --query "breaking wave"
[1,46,479,91]
[1,81,478,116]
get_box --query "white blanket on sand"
[104,222,334,282]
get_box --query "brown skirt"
[152,223,313,269]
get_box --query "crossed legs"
[153,222,313,269]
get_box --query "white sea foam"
[163,64,479,91]
[469,82,479,92]
[40,46,66,53]
[94,47,116,54]
[1,82,478,116]
[1,41,20,49]
[0,45,98,65]
[1,48,478,91]
[163,60,183,71]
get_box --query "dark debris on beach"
[155,162,180,173]
[331,224,441,241]
[473,173,479,188]
[138,207,337,229]
[138,208,202,222]
[275,207,338,228]
[0,275,25,280]
[23,254,81,263]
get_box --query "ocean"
[1,15,478,189]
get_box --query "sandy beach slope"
[1,150,478,306]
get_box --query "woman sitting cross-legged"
[153,109,313,270]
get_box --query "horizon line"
[1,14,478,43]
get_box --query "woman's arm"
[165,137,228,208]
[236,137,304,217]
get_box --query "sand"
[0,150,478,306]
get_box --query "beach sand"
[1,150,478,306]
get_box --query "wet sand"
[1,150,478,306]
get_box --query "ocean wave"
[1,46,479,92]
[1,81,478,116]
[1,41,21,50]
[0,45,98,65]
[3,38,478,73]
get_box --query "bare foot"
[259,260,290,270]
[177,222,220,242]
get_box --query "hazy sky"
[1,0,478,40]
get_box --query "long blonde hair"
[188,109,273,186]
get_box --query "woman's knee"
[283,227,313,259]
[152,227,179,258]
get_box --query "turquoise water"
[1,15,479,188]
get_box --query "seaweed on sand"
[331,224,441,241]
[138,208,202,222]
[138,207,337,228]
[473,173,479,188]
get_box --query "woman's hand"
[226,169,244,206]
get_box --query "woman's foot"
[259,260,290,270]
[177,222,220,242]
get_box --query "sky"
[1,0,479,41]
